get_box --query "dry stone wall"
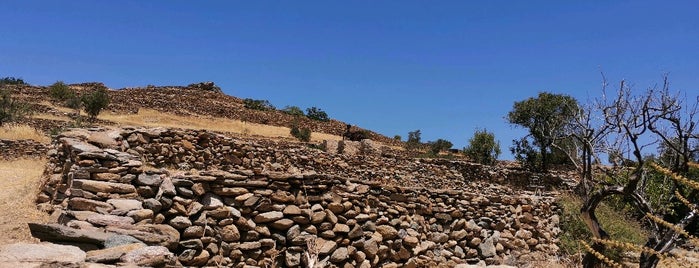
[0,139,48,159]
[36,127,561,267]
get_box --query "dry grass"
[30,113,72,122]
[0,158,51,244]
[99,109,343,142]
[0,124,51,143]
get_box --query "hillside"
[3,80,655,268]
[5,82,402,147]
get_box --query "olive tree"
[507,92,579,171]
[81,87,110,120]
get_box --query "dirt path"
[0,158,50,244]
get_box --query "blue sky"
[2,1,698,159]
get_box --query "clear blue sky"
[2,1,698,159]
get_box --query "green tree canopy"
[81,87,110,120]
[507,92,578,171]
[464,129,501,165]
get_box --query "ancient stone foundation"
[35,127,561,267]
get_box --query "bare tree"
[579,77,699,268]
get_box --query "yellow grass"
[30,113,72,122]
[0,158,51,244]
[0,124,51,143]
[99,109,343,142]
[39,101,76,114]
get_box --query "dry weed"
[0,124,50,143]
[0,158,51,244]
[99,109,343,142]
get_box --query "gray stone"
[479,235,496,258]
[169,216,192,229]
[201,193,224,209]
[28,223,114,247]
[86,243,144,263]
[330,247,349,263]
[120,245,174,267]
[86,213,134,227]
[0,242,86,265]
[104,235,144,248]
[137,173,163,186]
[107,199,143,212]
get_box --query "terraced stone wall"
[36,128,561,267]
[0,139,47,159]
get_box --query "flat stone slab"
[0,242,86,264]
[28,223,115,247]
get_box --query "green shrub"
[558,193,647,261]
[393,135,402,141]
[0,77,26,85]
[244,98,275,111]
[428,138,453,155]
[49,81,75,101]
[0,88,29,126]
[306,107,329,121]
[65,95,82,110]
[290,125,311,142]
[464,129,501,165]
[81,87,109,120]
[282,106,304,116]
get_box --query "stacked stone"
[0,139,48,159]
[36,127,561,267]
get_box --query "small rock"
[254,211,283,223]
[330,247,349,263]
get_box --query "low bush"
[428,138,453,155]
[244,98,275,111]
[49,81,75,101]
[0,77,26,85]
[290,125,311,142]
[282,106,304,116]
[306,107,329,121]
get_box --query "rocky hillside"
[5,82,402,146]
[23,127,562,267]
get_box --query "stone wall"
[36,127,561,267]
[0,139,48,159]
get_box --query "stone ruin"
[21,127,562,267]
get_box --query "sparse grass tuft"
[0,124,50,143]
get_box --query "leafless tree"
[579,76,699,268]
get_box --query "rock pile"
[31,127,561,267]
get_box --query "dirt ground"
[0,158,51,244]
